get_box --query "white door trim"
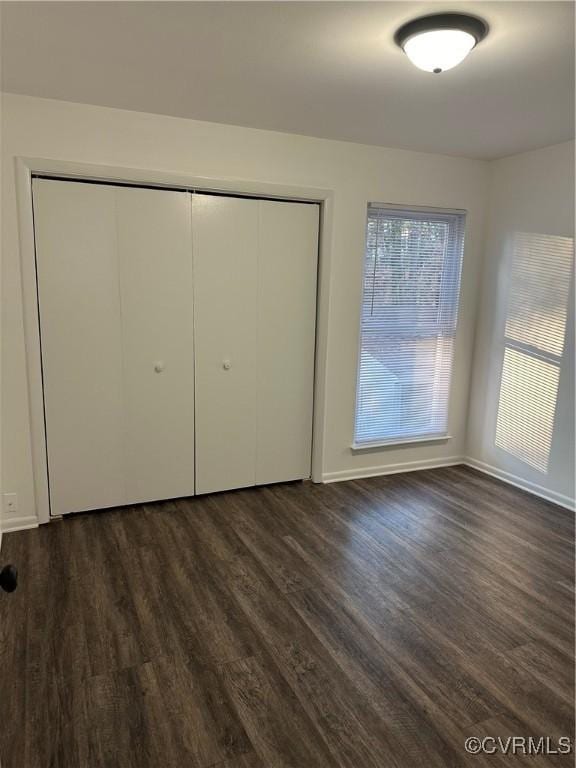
[15,156,334,524]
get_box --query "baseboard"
[2,461,571,525]
[322,456,464,483]
[463,458,575,511]
[1,515,39,533]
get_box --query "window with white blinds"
[354,205,466,446]
[495,232,574,472]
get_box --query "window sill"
[351,434,452,451]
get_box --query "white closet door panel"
[193,194,258,494]
[116,187,195,503]
[33,179,125,515]
[256,201,318,484]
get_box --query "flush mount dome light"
[395,13,488,73]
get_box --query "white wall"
[467,141,575,508]
[1,93,489,528]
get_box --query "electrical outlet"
[3,493,18,516]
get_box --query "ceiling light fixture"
[395,13,488,74]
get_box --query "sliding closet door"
[193,193,318,494]
[33,179,125,515]
[192,194,258,494]
[257,201,318,484]
[116,187,195,504]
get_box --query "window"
[354,205,465,447]
[495,232,574,472]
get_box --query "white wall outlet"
[3,493,18,516]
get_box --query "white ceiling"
[1,1,574,159]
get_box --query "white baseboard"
[322,456,575,512]
[1,459,571,532]
[321,455,464,483]
[462,457,575,511]
[2,515,39,533]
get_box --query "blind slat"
[354,206,465,444]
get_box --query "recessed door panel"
[33,179,125,515]
[192,194,258,494]
[257,201,318,484]
[116,186,195,503]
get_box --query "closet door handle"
[154,361,165,373]
[223,360,232,370]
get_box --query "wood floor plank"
[356,474,574,610]
[463,714,571,768]
[145,654,252,766]
[215,751,266,768]
[220,655,337,768]
[0,466,573,767]
[288,586,503,729]
[506,642,575,706]
[192,500,412,767]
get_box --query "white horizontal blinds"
[504,232,573,357]
[496,349,560,473]
[496,231,574,472]
[355,206,465,445]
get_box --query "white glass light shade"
[403,29,476,73]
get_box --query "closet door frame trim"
[15,156,333,525]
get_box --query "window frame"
[352,202,467,450]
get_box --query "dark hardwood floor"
[0,465,573,767]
